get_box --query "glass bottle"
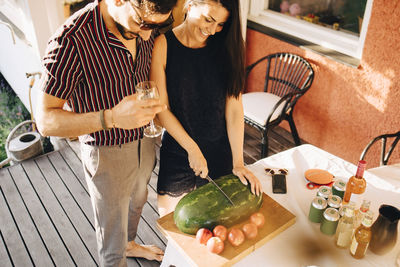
[339,201,356,217]
[350,210,373,259]
[335,205,355,248]
[354,199,371,229]
[343,160,367,204]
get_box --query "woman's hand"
[233,166,262,196]
[187,145,208,178]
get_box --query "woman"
[150,0,262,217]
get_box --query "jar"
[332,179,346,199]
[327,195,342,209]
[320,208,340,235]
[317,186,332,199]
[309,196,327,223]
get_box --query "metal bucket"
[2,120,43,167]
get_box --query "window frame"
[248,0,374,59]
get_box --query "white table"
[161,144,400,267]
[368,164,400,182]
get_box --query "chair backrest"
[360,131,400,166]
[246,53,314,112]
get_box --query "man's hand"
[111,94,166,129]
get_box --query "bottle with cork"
[354,199,371,229]
[343,160,367,204]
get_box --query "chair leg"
[287,113,301,146]
[261,132,269,158]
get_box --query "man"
[36,0,177,266]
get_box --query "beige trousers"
[81,137,155,267]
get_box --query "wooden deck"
[0,125,299,267]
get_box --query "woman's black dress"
[157,30,233,197]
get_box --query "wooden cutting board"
[157,193,296,267]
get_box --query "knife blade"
[205,175,235,206]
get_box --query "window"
[248,0,373,59]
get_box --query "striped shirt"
[41,0,155,146]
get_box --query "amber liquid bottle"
[343,160,367,204]
[350,211,373,259]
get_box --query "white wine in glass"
[135,81,163,138]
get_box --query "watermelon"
[174,174,263,234]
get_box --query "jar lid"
[317,186,332,198]
[312,196,327,209]
[333,179,346,191]
[328,195,342,208]
[323,208,340,221]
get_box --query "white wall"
[240,0,249,40]
[0,0,64,117]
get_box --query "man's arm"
[36,91,166,137]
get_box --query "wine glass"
[135,81,163,138]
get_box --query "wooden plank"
[0,229,13,267]
[58,145,89,192]
[243,124,301,160]
[46,151,94,226]
[7,164,75,266]
[20,159,97,266]
[146,184,158,213]
[0,184,33,266]
[0,169,53,266]
[35,154,98,264]
[126,257,141,267]
[137,217,166,251]
[157,193,296,267]
[141,202,167,245]
[243,153,257,165]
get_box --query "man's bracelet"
[99,109,109,130]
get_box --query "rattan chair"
[360,131,400,166]
[243,53,314,157]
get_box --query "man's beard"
[115,22,139,40]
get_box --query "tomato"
[228,228,245,247]
[242,223,258,240]
[206,237,224,254]
[250,212,265,228]
[196,228,213,245]
[213,225,227,241]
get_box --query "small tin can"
[308,196,327,223]
[332,179,346,199]
[320,208,340,235]
[317,186,332,199]
[327,195,342,209]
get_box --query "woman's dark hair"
[218,0,245,98]
[185,0,245,97]
[131,0,178,14]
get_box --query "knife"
[205,175,235,206]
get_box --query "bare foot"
[126,241,164,262]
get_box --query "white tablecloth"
[161,144,400,267]
[233,144,400,267]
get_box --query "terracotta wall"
[245,0,400,168]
